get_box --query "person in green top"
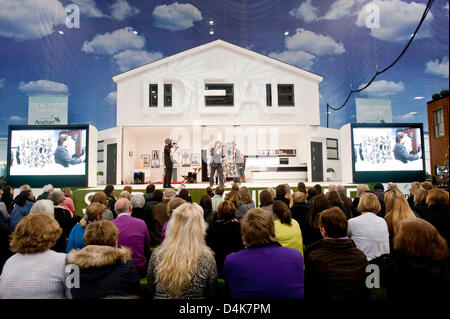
[273,200,303,256]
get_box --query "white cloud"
[286,29,345,56]
[109,0,140,21]
[322,0,355,20]
[394,112,417,121]
[356,0,433,43]
[0,0,66,40]
[289,0,319,23]
[425,56,449,79]
[113,50,164,72]
[358,80,405,96]
[0,78,5,88]
[18,80,68,94]
[9,115,25,122]
[152,2,202,31]
[269,50,316,69]
[105,91,117,105]
[71,0,106,18]
[82,27,145,55]
[445,2,449,17]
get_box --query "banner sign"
[356,98,392,123]
[28,95,68,125]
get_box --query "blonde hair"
[410,182,421,195]
[358,193,381,214]
[385,189,416,234]
[80,203,106,227]
[283,184,293,208]
[413,187,428,205]
[83,220,118,246]
[154,203,213,297]
[421,181,433,191]
[119,190,131,200]
[293,191,307,203]
[356,184,370,197]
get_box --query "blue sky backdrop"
[0,0,448,136]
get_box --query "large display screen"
[351,123,426,183]
[7,125,89,187]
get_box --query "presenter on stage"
[209,141,225,187]
[234,143,245,184]
[163,138,176,188]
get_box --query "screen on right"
[352,126,424,172]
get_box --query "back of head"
[231,183,239,192]
[163,188,176,200]
[103,184,115,196]
[167,197,187,216]
[356,184,370,197]
[19,184,31,192]
[152,190,164,202]
[30,200,54,217]
[62,187,72,197]
[48,190,65,206]
[199,195,212,212]
[336,185,346,196]
[357,193,381,214]
[81,202,107,227]
[410,182,421,195]
[238,186,252,204]
[259,189,274,207]
[272,200,292,225]
[421,181,433,191]
[293,191,307,203]
[394,218,448,261]
[178,189,191,202]
[215,186,225,196]
[10,213,62,254]
[326,190,344,207]
[206,187,213,196]
[241,208,278,248]
[217,200,236,220]
[130,194,145,208]
[146,184,156,194]
[15,190,32,207]
[426,188,449,209]
[123,186,133,194]
[275,184,287,198]
[119,190,131,200]
[386,182,398,191]
[314,184,323,194]
[297,182,306,193]
[373,183,385,192]
[115,198,131,214]
[42,184,54,193]
[307,187,319,199]
[384,189,416,232]
[413,187,428,205]
[225,190,240,208]
[267,187,276,198]
[83,220,118,246]
[91,192,108,205]
[307,195,330,227]
[328,184,336,192]
[319,207,348,238]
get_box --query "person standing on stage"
[209,141,225,187]
[234,143,245,184]
[164,138,175,188]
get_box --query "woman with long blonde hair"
[384,189,416,246]
[147,203,217,299]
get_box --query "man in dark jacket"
[373,183,386,218]
[304,207,369,300]
[54,134,84,167]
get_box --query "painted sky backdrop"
[0,0,448,137]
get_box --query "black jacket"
[54,146,83,167]
[290,202,309,229]
[421,205,449,242]
[132,207,152,235]
[274,196,291,208]
[67,245,141,299]
[393,143,419,163]
[53,207,78,253]
[0,223,12,274]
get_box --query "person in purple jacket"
[223,208,304,299]
[112,198,151,278]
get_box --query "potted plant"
[97,171,104,185]
[326,168,335,181]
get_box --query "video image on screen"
[9,128,87,176]
[353,127,423,172]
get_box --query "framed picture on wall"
[151,150,160,168]
[191,153,200,166]
[141,154,150,167]
[181,149,190,167]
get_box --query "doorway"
[311,141,323,182]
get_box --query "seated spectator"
[386,182,398,191]
[326,190,351,219]
[384,188,417,247]
[36,184,54,201]
[211,186,225,212]
[160,198,186,243]
[307,187,319,205]
[411,187,430,218]
[67,221,141,299]
[313,184,323,195]
[30,199,54,217]
[144,189,163,215]
[304,207,368,299]
[0,189,10,227]
[1,186,14,214]
[200,194,216,226]
[0,222,12,274]
[352,184,370,218]
[119,190,131,201]
[147,203,217,299]
[274,184,290,207]
[237,186,255,219]
[144,184,156,202]
[291,191,309,227]
[373,183,386,218]
[224,208,304,299]
[10,190,35,230]
[273,201,303,255]
[49,191,79,252]
[206,201,244,278]
[423,188,449,242]
[151,189,175,246]
[407,182,421,208]
[123,185,133,194]
[297,182,307,193]
[130,194,151,234]
[113,198,151,277]
[347,193,389,261]
[421,181,433,191]
[0,214,70,299]
[103,184,116,212]
[206,187,214,198]
[302,195,330,247]
[336,185,353,216]
[91,192,115,220]
[267,187,276,199]
[66,203,106,253]
[372,218,449,300]
[62,187,75,215]
[259,189,274,214]
[328,184,336,193]
[224,190,243,219]
[283,184,294,208]
[178,188,192,203]
[231,183,240,192]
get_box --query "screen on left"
[9,129,87,176]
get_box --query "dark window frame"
[277,84,295,107]
[326,138,339,160]
[434,108,444,138]
[266,84,272,106]
[164,84,172,107]
[149,84,158,107]
[205,83,234,107]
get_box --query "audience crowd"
[0,180,448,300]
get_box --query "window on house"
[277,84,295,106]
[149,84,158,107]
[164,84,172,107]
[326,138,339,160]
[205,83,234,106]
[434,109,444,137]
[266,84,272,106]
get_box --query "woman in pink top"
[62,187,75,217]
